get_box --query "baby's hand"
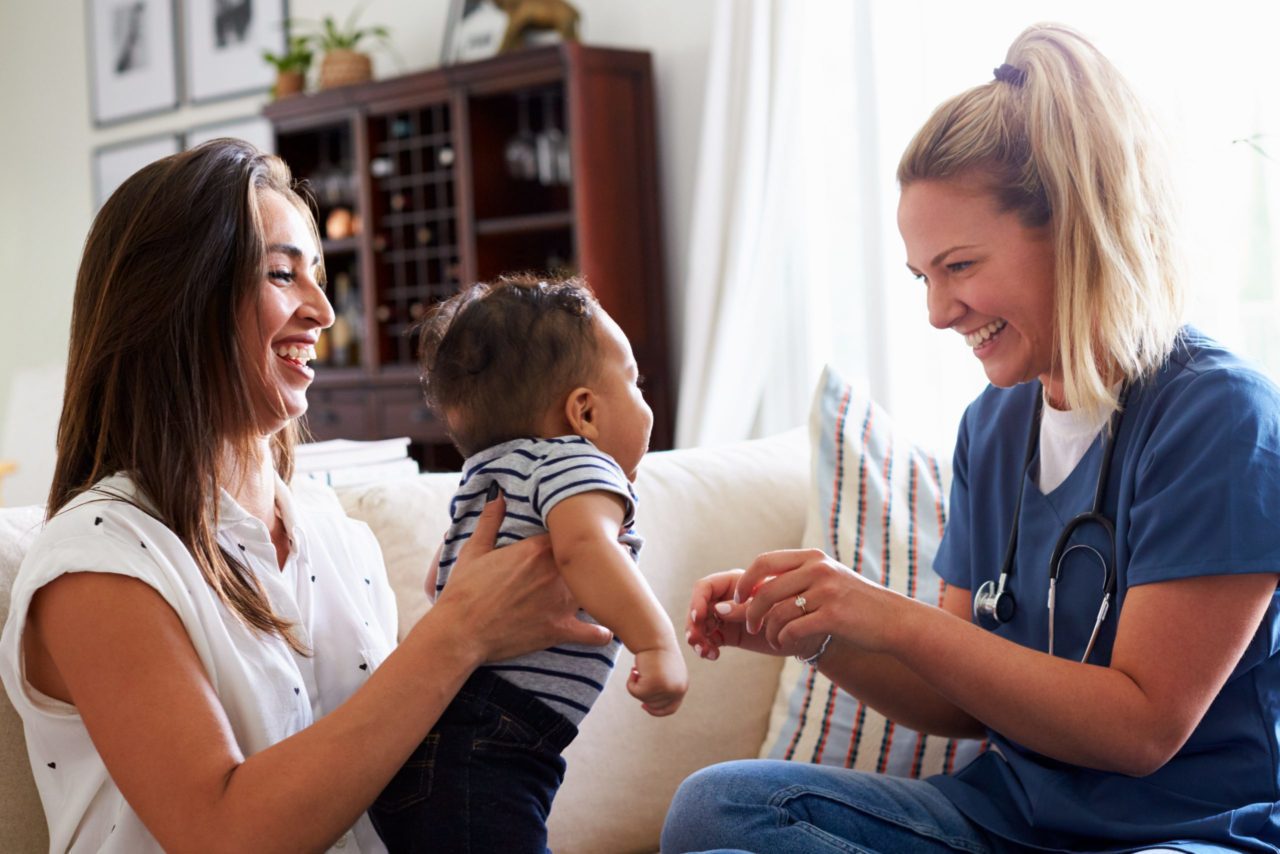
[628,647,688,717]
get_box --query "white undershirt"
[1037,391,1112,493]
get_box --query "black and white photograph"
[92,133,182,210]
[440,0,509,65]
[185,115,274,154]
[182,0,287,102]
[87,0,179,125]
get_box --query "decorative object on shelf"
[182,0,285,102]
[86,0,179,125]
[442,0,509,64]
[186,116,275,154]
[93,134,182,210]
[495,0,580,53]
[311,6,391,90]
[326,207,355,240]
[441,0,579,64]
[262,34,315,99]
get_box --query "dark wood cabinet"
[263,44,673,468]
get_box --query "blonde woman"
[668,24,1280,853]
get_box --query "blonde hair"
[897,23,1184,416]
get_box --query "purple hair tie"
[993,63,1027,87]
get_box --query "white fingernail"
[691,609,698,623]
[708,648,719,661]
[714,602,732,615]
[694,644,704,656]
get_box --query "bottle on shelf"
[329,273,363,368]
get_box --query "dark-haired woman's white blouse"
[0,473,396,853]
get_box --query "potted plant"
[312,6,391,90]
[262,34,314,99]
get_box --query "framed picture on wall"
[186,115,275,154]
[441,0,509,65]
[93,133,182,210]
[86,0,180,125]
[182,0,287,102]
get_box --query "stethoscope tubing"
[974,383,1129,663]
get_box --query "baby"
[369,275,686,853]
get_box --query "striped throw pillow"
[759,365,987,777]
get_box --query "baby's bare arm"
[546,492,686,714]
[545,492,675,657]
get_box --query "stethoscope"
[972,383,1129,663]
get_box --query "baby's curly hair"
[418,274,601,457]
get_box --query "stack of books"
[294,437,419,487]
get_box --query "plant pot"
[273,70,306,99]
[319,49,373,90]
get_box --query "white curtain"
[674,0,888,447]
[676,0,1280,455]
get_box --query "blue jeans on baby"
[369,668,578,854]
[660,759,997,854]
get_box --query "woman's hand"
[429,491,613,664]
[686,568,827,662]
[737,548,901,655]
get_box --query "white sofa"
[0,430,809,853]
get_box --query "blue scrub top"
[929,328,1280,852]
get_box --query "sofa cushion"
[759,366,986,777]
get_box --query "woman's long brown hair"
[50,139,318,652]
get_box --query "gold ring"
[795,595,808,614]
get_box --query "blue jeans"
[369,668,578,854]
[661,760,997,854]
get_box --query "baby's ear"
[564,386,598,439]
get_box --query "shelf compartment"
[322,237,359,254]
[469,85,573,221]
[475,226,575,283]
[475,211,574,236]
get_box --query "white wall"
[0,0,714,505]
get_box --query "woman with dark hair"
[0,139,609,852]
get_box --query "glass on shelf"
[438,146,455,168]
[505,95,538,181]
[370,156,394,178]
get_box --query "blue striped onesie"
[436,435,642,724]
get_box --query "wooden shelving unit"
[263,44,673,470]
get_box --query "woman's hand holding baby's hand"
[628,646,688,716]
[687,550,899,663]
[432,490,613,664]
[738,548,898,655]
[685,569,803,660]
